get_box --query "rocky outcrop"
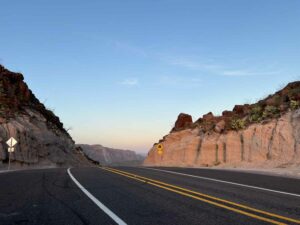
[77,144,144,166]
[173,113,193,131]
[0,65,90,168]
[144,82,300,168]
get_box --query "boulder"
[203,112,214,121]
[233,105,245,115]
[214,120,226,133]
[174,113,193,130]
[222,110,234,117]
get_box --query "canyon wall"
[0,65,90,168]
[144,82,300,168]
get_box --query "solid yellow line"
[107,167,300,224]
[102,167,286,225]
[106,168,300,224]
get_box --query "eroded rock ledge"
[145,82,300,168]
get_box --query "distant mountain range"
[77,144,145,166]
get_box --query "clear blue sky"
[1,0,300,153]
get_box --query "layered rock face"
[144,82,300,168]
[0,65,89,168]
[78,144,144,166]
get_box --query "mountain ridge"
[77,144,144,166]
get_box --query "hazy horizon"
[1,0,300,153]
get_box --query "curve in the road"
[144,167,300,198]
[103,167,300,225]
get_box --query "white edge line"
[67,168,127,225]
[143,167,300,198]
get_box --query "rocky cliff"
[0,65,89,168]
[144,82,300,168]
[78,144,144,166]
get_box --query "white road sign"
[6,137,17,147]
[8,147,14,153]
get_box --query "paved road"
[0,166,299,225]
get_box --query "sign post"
[6,137,17,171]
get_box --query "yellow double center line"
[101,167,300,225]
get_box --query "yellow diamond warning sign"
[157,144,163,155]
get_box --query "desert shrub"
[288,87,300,100]
[249,114,262,122]
[262,105,280,119]
[290,100,300,110]
[251,105,262,114]
[249,105,262,122]
[231,118,246,130]
[273,95,281,106]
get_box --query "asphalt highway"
[0,166,299,225]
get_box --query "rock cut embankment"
[144,82,300,169]
[0,65,89,168]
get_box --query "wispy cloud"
[166,57,220,71]
[164,56,279,77]
[111,41,280,77]
[158,75,202,87]
[221,70,279,77]
[120,78,139,86]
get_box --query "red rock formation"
[173,113,193,131]
[144,82,300,168]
